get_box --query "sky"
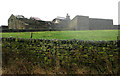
[0,0,119,26]
[119,1,120,25]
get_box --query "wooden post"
[117,36,119,41]
[31,32,32,39]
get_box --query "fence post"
[31,32,32,39]
[117,36,119,41]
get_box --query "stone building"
[52,14,71,30]
[8,14,118,31]
[69,15,89,30]
[89,18,113,30]
[8,14,52,30]
[52,14,117,30]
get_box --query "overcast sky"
[0,0,119,26]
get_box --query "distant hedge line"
[2,37,120,74]
[1,29,52,32]
[1,28,71,32]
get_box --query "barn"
[8,14,52,30]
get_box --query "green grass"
[1,30,119,41]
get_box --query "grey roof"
[15,15,24,18]
[56,16,66,20]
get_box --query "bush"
[2,38,119,74]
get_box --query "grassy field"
[1,30,119,41]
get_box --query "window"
[11,19,13,22]
[22,23,24,25]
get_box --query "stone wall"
[69,16,114,30]
[77,16,89,30]
[112,25,119,29]
[89,18,113,30]
[69,15,89,30]
[69,16,78,30]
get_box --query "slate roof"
[30,17,41,20]
[15,15,25,19]
[15,15,50,26]
[56,16,66,20]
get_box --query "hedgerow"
[2,37,119,74]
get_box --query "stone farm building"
[52,14,118,30]
[8,14,53,31]
[8,14,118,31]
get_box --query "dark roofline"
[89,18,113,20]
[75,15,89,17]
